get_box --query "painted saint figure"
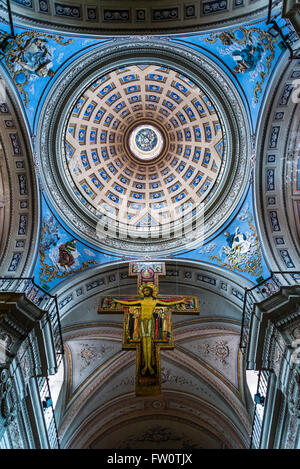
[128,309,135,341]
[128,307,141,341]
[113,284,188,376]
[15,37,55,78]
[57,239,80,270]
[40,216,60,252]
[232,40,264,74]
[224,227,251,258]
[98,261,200,396]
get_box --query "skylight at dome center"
[129,124,164,160]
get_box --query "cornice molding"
[0,2,281,36]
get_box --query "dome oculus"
[129,124,164,160]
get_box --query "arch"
[67,393,248,449]
[51,259,253,448]
[254,56,300,272]
[58,324,251,449]
[51,259,254,325]
[0,72,40,276]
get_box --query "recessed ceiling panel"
[63,64,226,243]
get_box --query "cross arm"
[155,295,200,315]
[156,298,189,306]
[112,298,141,306]
[98,295,141,314]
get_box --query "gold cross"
[98,262,199,396]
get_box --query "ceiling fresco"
[0,14,289,130]
[176,188,267,279]
[0,12,291,291]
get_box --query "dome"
[63,64,226,244]
[38,40,251,255]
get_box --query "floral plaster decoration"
[78,342,115,375]
[116,425,199,449]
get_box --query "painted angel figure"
[49,239,81,271]
[223,227,251,258]
[40,216,60,252]
[232,40,264,74]
[15,37,54,78]
[223,227,251,266]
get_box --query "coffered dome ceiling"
[63,64,226,240]
[38,41,251,255]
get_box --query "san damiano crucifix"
[98,262,200,396]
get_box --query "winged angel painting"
[38,215,98,284]
[206,27,279,105]
[207,212,262,276]
[1,30,73,107]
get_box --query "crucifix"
[98,262,200,396]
